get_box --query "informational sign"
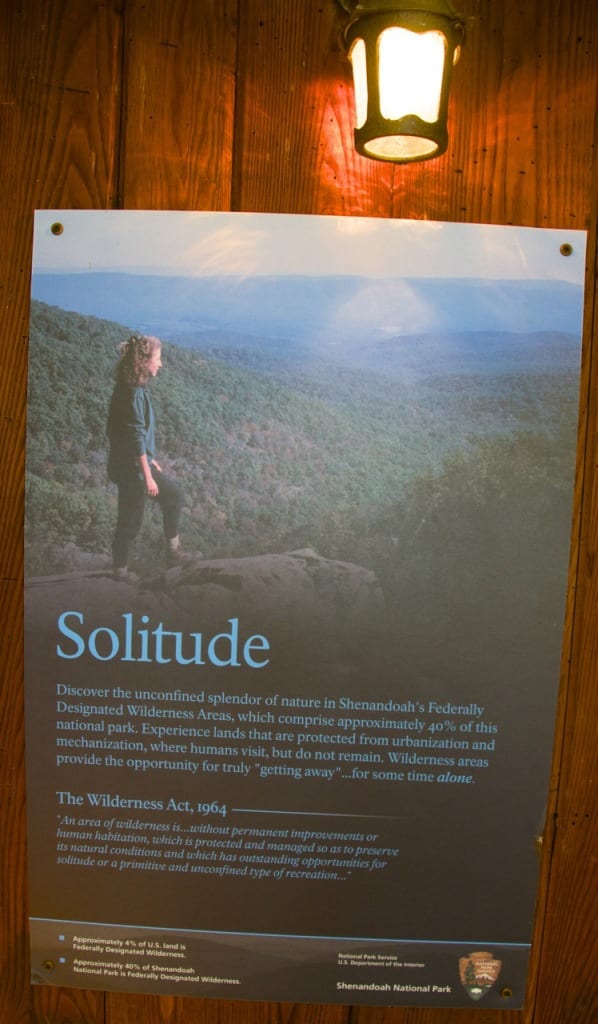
[25,210,586,1007]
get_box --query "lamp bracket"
[337,0,463,19]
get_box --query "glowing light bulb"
[379,27,446,123]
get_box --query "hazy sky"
[33,209,586,286]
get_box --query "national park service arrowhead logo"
[459,951,502,1001]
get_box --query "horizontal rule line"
[231,807,405,818]
[30,917,532,949]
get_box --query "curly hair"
[115,334,161,385]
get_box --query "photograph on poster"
[24,210,586,1007]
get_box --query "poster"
[24,210,586,1007]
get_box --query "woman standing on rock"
[107,334,186,576]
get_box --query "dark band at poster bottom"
[30,916,530,1008]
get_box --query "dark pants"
[112,466,184,568]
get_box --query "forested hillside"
[25,301,579,636]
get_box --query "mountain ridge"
[31,272,584,342]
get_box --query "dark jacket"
[107,382,155,483]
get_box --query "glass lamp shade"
[346,7,464,162]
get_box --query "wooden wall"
[0,1,596,1022]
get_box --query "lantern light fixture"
[338,0,466,163]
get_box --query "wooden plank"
[382,0,597,227]
[119,0,238,210]
[232,0,597,227]
[454,0,597,230]
[529,113,598,1024]
[231,0,397,214]
[31,985,107,1024]
[351,1008,521,1024]
[506,8,598,1021]
[0,1,123,1022]
[107,994,350,1023]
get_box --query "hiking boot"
[165,545,196,568]
[112,567,139,584]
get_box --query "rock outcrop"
[26,549,386,669]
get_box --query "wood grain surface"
[0,1,596,1022]
[120,1,237,211]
